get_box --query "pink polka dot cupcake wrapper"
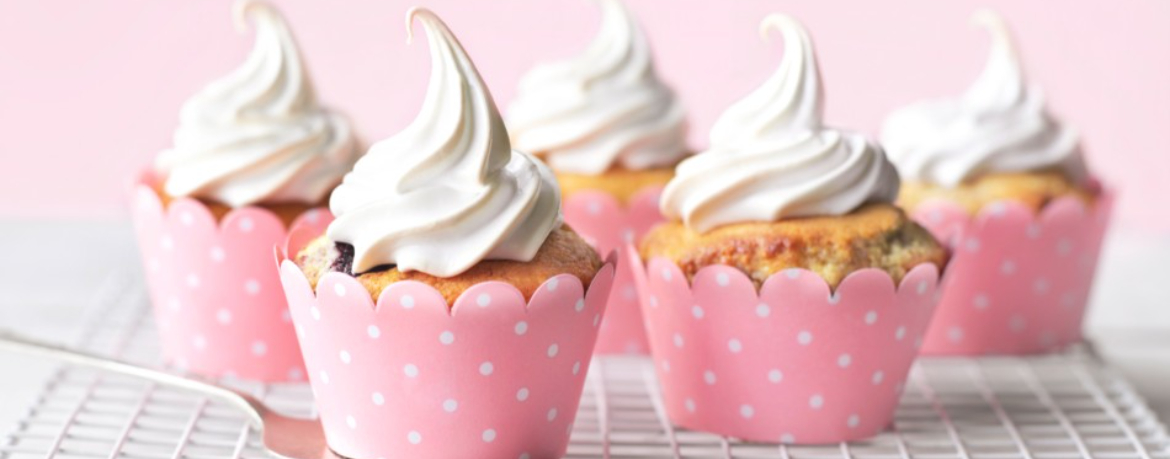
[563,187,665,355]
[130,173,324,382]
[628,246,942,444]
[277,226,617,459]
[912,191,1113,356]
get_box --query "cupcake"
[131,0,358,381]
[277,8,614,459]
[507,0,688,354]
[881,10,1111,355]
[631,14,947,444]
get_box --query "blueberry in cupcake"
[294,6,601,304]
[278,9,613,457]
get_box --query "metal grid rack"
[2,272,1168,459]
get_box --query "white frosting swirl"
[154,0,358,207]
[506,0,688,175]
[881,10,1086,187]
[661,14,899,233]
[326,8,562,277]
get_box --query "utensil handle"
[0,329,264,426]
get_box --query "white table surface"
[1,219,1167,436]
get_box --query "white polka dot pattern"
[129,183,319,382]
[634,257,942,443]
[276,251,616,458]
[910,196,1112,355]
[562,188,664,355]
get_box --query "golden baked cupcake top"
[898,170,1097,214]
[298,227,600,304]
[154,0,359,208]
[880,10,1088,190]
[325,8,562,279]
[643,204,946,288]
[555,167,676,204]
[506,0,688,175]
[149,180,317,227]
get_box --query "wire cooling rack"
[2,272,1168,459]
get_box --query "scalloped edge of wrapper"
[130,171,320,382]
[628,244,943,444]
[276,221,616,459]
[912,187,1113,355]
[562,186,665,355]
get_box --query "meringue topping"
[881,10,1086,187]
[326,8,562,277]
[155,0,358,207]
[507,0,688,175]
[661,14,900,233]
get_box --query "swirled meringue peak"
[326,8,562,277]
[506,0,688,175]
[155,0,358,208]
[660,14,899,233]
[881,10,1086,187]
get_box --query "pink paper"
[562,187,665,355]
[130,173,325,382]
[912,193,1113,355]
[629,246,941,444]
[278,226,616,459]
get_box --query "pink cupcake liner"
[277,224,616,459]
[629,246,942,444]
[912,191,1113,355]
[130,172,323,382]
[563,187,665,355]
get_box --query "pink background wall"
[1,0,1167,230]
